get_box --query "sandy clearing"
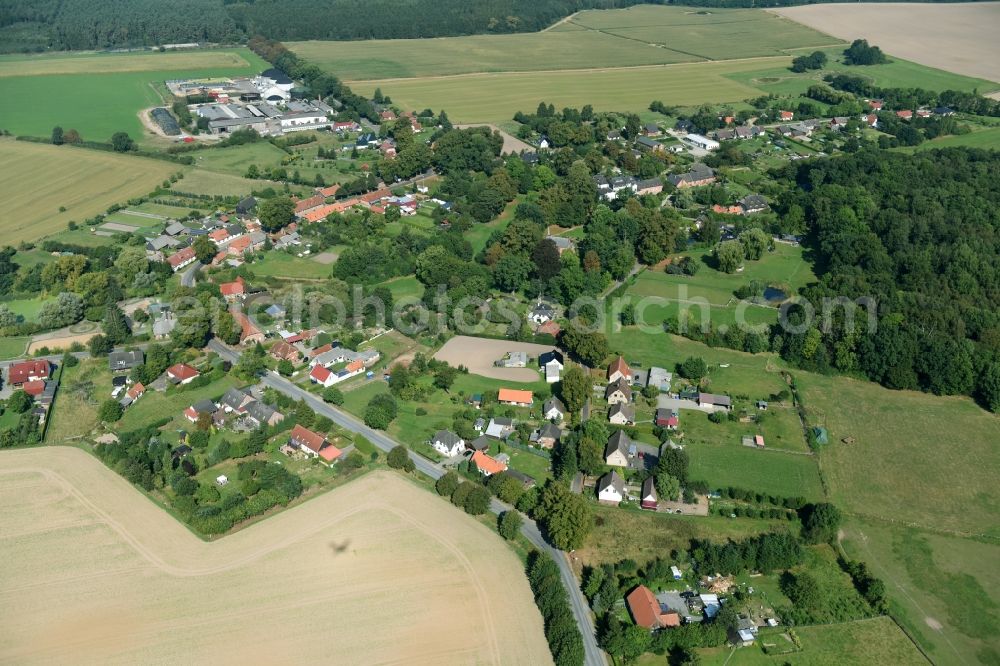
[311,251,339,264]
[434,335,558,382]
[455,123,534,154]
[0,447,551,666]
[772,3,1000,84]
[27,332,98,354]
[100,222,140,233]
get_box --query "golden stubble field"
[0,447,551,665]
[773,2,1000,83]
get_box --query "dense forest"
[0,0,987,52]
[774,148,1000,410]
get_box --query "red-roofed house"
[779,110,794,121]
[309,364,335,387]
[471,450,508,477]
[231,310,265,345]
[301,203,339,223]
[219,276,246,302]
[295,194,326,215]
[896,109,913,120]
[538,320,561,336]
[318,443,343,463]
[167,247,196,272]
[868,99,884,110]
[211,250,228,267]
[333,121,360,132]
[209,228,230,243]
[270,341,300,362]
[227,236,253,256]
[379,109,397,121]
[626,585,681,629]
[863,114,879,128]
[8,360,50,386]
[167,363,200,384]
[498,388,534,407]
[316,184,340,197]
[288,424,327,457]
[126,382,145,402]
[309,343,334,358]
[608,356,631,383]
[23,380,46,396]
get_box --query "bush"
[322,387,344,405]
[499,510,523,540]
[98,399,123,423]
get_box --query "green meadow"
[0,48,269,143]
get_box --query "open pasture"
[0,48,268,142]
[0,139,176,245]
[0,447,550,665]
[773,2,1000,84]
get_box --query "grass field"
[0,139,177,244]
[840,517,1000,666]
[189,142,291,177]
[797,372,1000,537]
[247,252,332,280]
[0,448,551,664]
[119,375,240,431]
[290,6,837,80]
[914,126,1000,151]
[0,48,269,143]
[44,359,107,444]
[0,336,30,361]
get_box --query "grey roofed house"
[539,350,564,368]
[716,128,736,141]
[485,417,514,439]
[545,235,573,251]
[506,468,536,488]
[537,422,562,441]
[224,223,243,237]
[739,194,769,214]
[433,429,463,449]
[248,231,267,245]
[190,398,217,415]
[605,429,632,459]
[521,151,540,164]
[698,392,732,409]
[164,221,188,236]
[469,435,492,452]
[236,196,257,216]
[597,470,626,495]
[593,174,610,190]
[153,315,176,338]
[109,349,144,372]
[186,228,208,237]
[647,366,672,390]
[543,396,566,417]
[644,122,660,134]
[606,377,632,400]
[146,235,179,252]
[609,403,636,423]
[220,387,253,412]
[636,136,661,150]
[244,399,281,426]
[636,178,663,192]
[260,68,293,85]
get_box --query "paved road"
[206,339,605,665]
[180,261,202,288]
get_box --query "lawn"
[575,503,792,568]
[0,139,177,244]
[247,252,332,280]
[118,375,241,431]
[44,359,108,443]
[0,48,269,143]
[914,126,1000,151]
[174,168,303,198]
[382,275,424,302]
[290,6,835,80]
[694,616,927,665]
[2,295,55,322]
[189,142,291,177]
[0,336,30,360]
[840,517,1000,666]
[348,58,782,124]
[797,372,1000,537]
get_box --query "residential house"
[655,408,679,430]
[484,417,515,439]
[498,388,533,407]
[605,378,632,406]
[164,221,188,236]
[236,196,256,217]
[220,387,255,414]
[608,356,631,383]
[219,276,246,302]
[779,110,794,121]
[147,235,179,252]
[597,470,625,504]
[647,367,671,392]
[734,126,762,140]
[538,320,561,337]
[736,617,759,645]
[470,450,507,477]
[539,350,564,384]
[739,195,768,215]
[432,430,465,457]
[933,106,955,116]
[626,585,681,629]
[896,109,914,120]
[232,310,265,346]
[108,350,143,373]
[605,430,632,467]
[636,178,663,195]
[829,116,850,131]
[667,164,716,189]
[166,247,196,272]
[545,235,574,255]
[184,398,217,422]
[534,422,562,449]
[867,99,884,111]
[636,136,664,153]
[270,341,300,362]
[528,302,556,325]
[862,113,879,128]
[643,122,661,136]
[468,435,492,452]
[243,400,284,428]
[640,477,658,510]
[700,594,721,618]
[167,363,200,384]
[288,424,328,458]
[542,396,566,422]
[698,392,732,411]
[152,313,176,339]
[121,382,145,407]
[609,403,635,425]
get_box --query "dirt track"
[434,335,557,382]
[773,2,1000,84]
[0,447,551,665]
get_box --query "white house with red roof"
[470,450,507,477]
[219,276,246,302]
[288,424,341,461]
[166,247,196,272]
[8,360,50,386]
[166,363,200,384]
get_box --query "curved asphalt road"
[206,338,605,666]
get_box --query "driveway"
[657,395,703,412]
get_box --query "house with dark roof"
[739,194,768,215]
[534,422,562,449]
[243,400,283,428]
[667,164,716,189]
[597,470,626,504]
[640,477,658,510]
[236,196,257,217]
[605,430,632,467]
[609,403,635,425]
[698,392,732,411]
[431,430,465,457]
[542,396,566,421]
[606,377,632,405]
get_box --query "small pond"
[763,287,788,302]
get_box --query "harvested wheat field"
[0,447,550,666]
[434,335,558,382]
[773,2,1000,83]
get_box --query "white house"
[597,470,625,505]
[605,430,631,467]
[608,403,635,425]
[539,349,564,384]
[528,302,556,325]
[432,430,465,457]
[685,133,720,151]
[542,396,566,422]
